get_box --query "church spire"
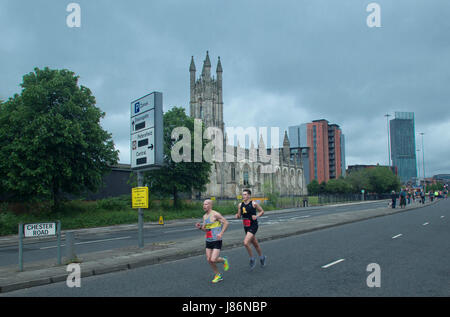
[202,51,211,79]
[216,56,222,73]
[189,56,196,72]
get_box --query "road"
[0,200,388,267]
[2,199,448,297]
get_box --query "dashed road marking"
[423,222,429,226]
[321,259,345,269]
[392,234,403,239]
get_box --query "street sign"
[132,187,149,209]
[130,92,163,171]
[19,221,61,271]
[131,128,155,166]
[23,222,57,238]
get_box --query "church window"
[243,166,249,186]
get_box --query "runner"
[236,189,266,270]
[195,199,230,283]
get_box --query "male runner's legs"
[243,231,262,258]
[206,246,225,274]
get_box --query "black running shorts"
[244,224,258,235]
[205,240,222,250]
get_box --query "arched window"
[243,165,250,186]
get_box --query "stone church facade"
[189,52,307,199]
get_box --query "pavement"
[0,199,438,294]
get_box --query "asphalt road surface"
[0,200,388,267]
[2,199,449,297]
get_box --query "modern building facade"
[389,112,417,183]
[289,120,345,185]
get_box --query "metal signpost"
[130,92,164,248]
[19,221,61,271]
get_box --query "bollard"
[65,231,76,263]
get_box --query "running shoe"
[249,257,256,270]
[212,273,223,284]
[260,255,266,268]
[223,256,230,271]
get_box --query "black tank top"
[240,200,258,226]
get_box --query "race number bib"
[243,219,251,227]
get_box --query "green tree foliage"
[143,107,212,208]
[325,178,353,194]
[343,166,400,194]
[307,166,400,195]
[307,179,320,195]
[0,67,119,210]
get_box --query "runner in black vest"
[236,189,266,269]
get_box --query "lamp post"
[384,114,391,167]
[419,132,425,190]
[416,148,421,187]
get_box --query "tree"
[0,67,119,210]
[143,107,212,208]
[325,178,353,194]
[307,179,320,195]
[367,166,400,194]
[346,169,372,193]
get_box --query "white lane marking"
[39,236,131,249]
[321,259,345,269]
[163,228,197,234]
[392,234,403,239]
[423,222,429,226]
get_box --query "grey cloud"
[1,0,449,176]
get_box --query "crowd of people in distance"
[389,185,448,209]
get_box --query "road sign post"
[18,221,60,271]
[19,223,23,272]
[137,172,144,248]
[57,220,61,265]
[130,92,164,248]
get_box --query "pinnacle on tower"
[190,56,196,72]
[283,130,290,147]
[204,51,211,67]
[202,51,211,78]
[216,56,222,73]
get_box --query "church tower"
[189,51,224,132]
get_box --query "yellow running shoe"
[223,256,230,271]
[212,273,223,284]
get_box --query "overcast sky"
[1,0,449,177]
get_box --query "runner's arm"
[253,201,264,218]
[195,217,206,231]
[215,212,229,238]
[236,203,242,219]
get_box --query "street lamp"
[384,114,391,167]
[419,132,425,189]
[416,148,421,187]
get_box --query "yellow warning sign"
[211,196,216,201]
[158,216,164,225]
[132,187,149,209]
[237,195,242,200]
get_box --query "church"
[189,51,307,199]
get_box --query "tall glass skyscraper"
[390,112,417,183]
